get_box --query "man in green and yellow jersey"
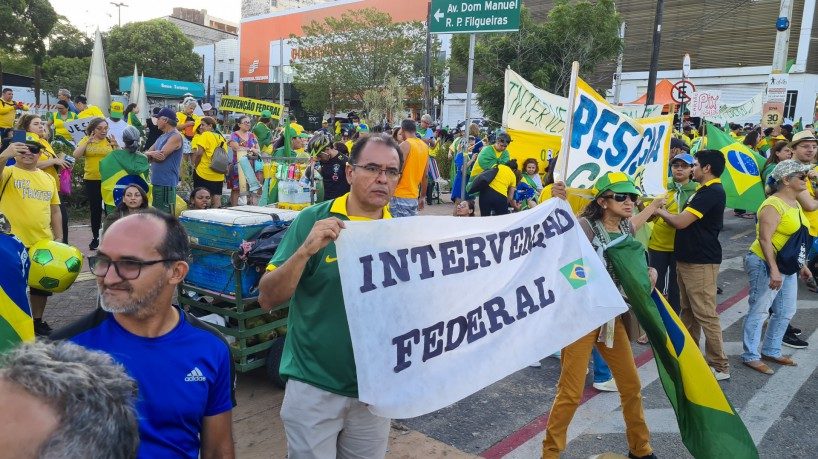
[258,134,401,459]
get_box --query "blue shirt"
[53,307,235,459]
[150,130,184,186]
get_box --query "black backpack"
[247,222,290,270]
[776,212,811,275]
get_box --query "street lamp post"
[110,2,127,27]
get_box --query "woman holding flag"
[543,172,664,459]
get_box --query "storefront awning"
[118,76,204,98]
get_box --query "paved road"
[48,204,818,458]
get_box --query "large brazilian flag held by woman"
[605,236,758,458]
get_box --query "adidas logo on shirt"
[184,367,206,382]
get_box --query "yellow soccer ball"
[27,240,83,293]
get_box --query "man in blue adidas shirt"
[52,209,235,459]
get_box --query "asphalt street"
[48,203,818,458]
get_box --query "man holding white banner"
[258,134,402,459]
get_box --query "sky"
[48,0,241,36]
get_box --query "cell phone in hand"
[11,130,26,143]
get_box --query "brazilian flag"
[100,149,151,212]
[0,233,33,352]
[605,236,758,458]
[705,123,766,212]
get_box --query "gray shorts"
[389,197,418,218]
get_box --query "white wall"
[194,38,240,104]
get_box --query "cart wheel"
[265,336,287,389]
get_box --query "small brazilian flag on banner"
[604,236,758,458]
[559,259,588,289]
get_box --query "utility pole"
[424,1,433,119]
[771,0,795,73]
[645,0,664,105]
[110,2,127,27]
[612,21,626,105]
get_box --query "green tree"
[41,56,90,98]
[0,0,58,101]
[48,16,93,59]
[105,19,202,90]
[291,8,443,116]
[451,1,621,122]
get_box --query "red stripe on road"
[480,286,750,459]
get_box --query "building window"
[229,71,234,83]
[784,90,798,120]
[218,72,224,83]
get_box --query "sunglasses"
[604,192,638,203]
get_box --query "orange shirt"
[394,137,429,199]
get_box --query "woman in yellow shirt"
[191,116,225,208]
[742,159,814,375]
[479,159,519,216]
[18,114,71,243]
[73,117,117,249]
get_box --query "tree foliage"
[363,76,407,125]
[105,19,202,90]
[0,0,58,64]
[41,56,90,98]
[291,8,443,115]
[48,17,93,59]
[451,1,621,122]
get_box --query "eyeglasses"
[350,163,401,180]
[671,162,692,169]
[604,193,638,203]
[88,255,181,280]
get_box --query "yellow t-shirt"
[0,166,60,246]
[192,131,226,182]
[648,183,699,252]
[488,164,516,196]
[290,122,304,136]
[805,172,818,237]
[345,140,354,154]
[51,111,76,141]
[538,185,591,215]
[77,105,104,119]
[78,136,112,180]
[750,196,808,259]
[32,134,60,184]
[177,112,201,138]
[394,137,430,199]
[0,100,15,129]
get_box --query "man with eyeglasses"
[391,118,429,217]
[0,140,62,336]
[258,134,401,458]
[52,209,236,459]
[654,149,730,381]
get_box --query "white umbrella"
[137,73,148,124]
[85,29,111,116]
[128,64,139,105]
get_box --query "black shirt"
[674,179,726,264]
[320,153,351,201]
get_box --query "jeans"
[389,197,418,218]
[592,347,612,383]
[742,253,797,362]
[649,249,680,313]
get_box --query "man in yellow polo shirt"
[0,140,62,337]
[391,119,429,217]
[258,134,400,459]
[75,95,104,119]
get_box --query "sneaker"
[592,378,618,392]
[33,319,53,337]
[787,325,802,336]
[783,333,808,349]
[628,453,657,459]
[529,361,542,368]
[711,367,731,381]
[89,238,99,250]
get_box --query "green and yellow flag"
[605,237,758,458]
[100,149,151,212]
[705,123,766,212]
[0,232,34,352]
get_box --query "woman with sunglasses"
[742,160,813,374]
[74,117,117,250]
[543,172,664,459]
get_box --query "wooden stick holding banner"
[556,61,580,184]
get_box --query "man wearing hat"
[106,101,128,147]
[655,149,731,380]
[669,137,689,159]
[145,108,184,215]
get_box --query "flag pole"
[557,61,580,183]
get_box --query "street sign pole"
[460,33,476,201]
[681,54,690,131]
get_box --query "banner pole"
[557,61,580,183]
[459,33,476,201]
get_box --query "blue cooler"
[180,209,273,250]
[186,249,261,298]
[231,206,299,224]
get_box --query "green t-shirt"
[267,193,392,397]
[253,122,272,149]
